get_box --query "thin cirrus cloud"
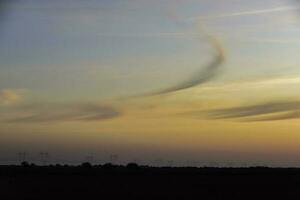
[4,103,121,123]
[189,6,299,20]
[203,101,300,122]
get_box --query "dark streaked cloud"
[207,102,300,119]
[149,35,225,96]
[194,101,300,122]
[243,111,300,122]
[4,103,121,123]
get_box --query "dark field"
[2,163,300,199]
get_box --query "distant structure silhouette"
[85,155,94,164]
[81,162,92,168]
[18,152,28,163]
[167,160,174,167]
[132,158,142,165]
[226,162,234,168]
[39,152,49,165]
[126,162,140,170]
[21,161,30,167]
[110,154,118,164]
[209,161,219,167]
[154,159,163,167]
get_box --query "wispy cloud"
[201,101,300,122]
[189,6,299,20]
[244,111,300,122]
[192,76,300,93]
[4,103,121,123]
[244,37,300,44]
[142,29,225,96]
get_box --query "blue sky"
[1,0,299,100]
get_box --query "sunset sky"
[1,0,300,166]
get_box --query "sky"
[1,0,300,166]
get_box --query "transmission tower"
[18,152,27,163]
[39,152,49,165]
[110,154,118,164]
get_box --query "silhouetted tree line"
[1,162,300,199]
[16,161,273,170]
[18,161,143,169]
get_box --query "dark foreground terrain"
[2,163,300,199]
